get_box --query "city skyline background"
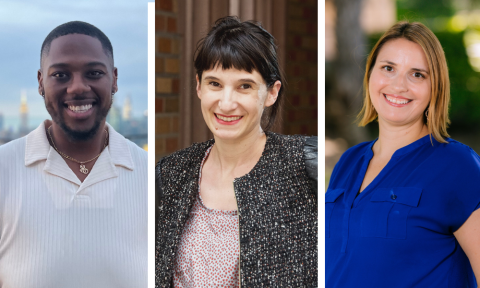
[0,0,149,147]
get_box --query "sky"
[0,0,150,132]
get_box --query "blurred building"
[122,95,132,120]
[0,91,33,144]
[155,0,318,160]
[113,93,148,150]
[107,99,122,131]
[19,90,29,136]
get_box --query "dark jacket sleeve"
[304,136,318,196]
[155,159,163,199]
[155,159,165,287]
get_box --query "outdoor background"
[0,0,149,149]
[155,0,318,161]
[326,0,480,188]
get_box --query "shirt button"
[391,194,397,200]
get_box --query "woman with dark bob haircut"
[155,16,318,287]
[326,21,480,287]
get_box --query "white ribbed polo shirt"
[0,122,147,288]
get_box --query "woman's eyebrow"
[204,76,258,84]
[412,68,430,74]
[204,76,220,81]
[378,60,429,74]
[378,60,396,65]
[238,78,257,84]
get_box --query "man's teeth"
[68,104,93,113]
[385,95,410,105]
[216,114,242,121]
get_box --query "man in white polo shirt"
[0,21,147,287]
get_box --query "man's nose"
[67,73,91,95]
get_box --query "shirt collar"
[363,134,436,159]
[25,121,134,171]
[25,121,51,166]
[106,122,134,170]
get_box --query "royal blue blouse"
[326,135,480,287]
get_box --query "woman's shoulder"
[155,139,214,195]
[267,131,309,145]
[443,138,476,152]
[268,132,317,161]
[268,132,319,149]
[303,136,318,182]
[435,138,480,167]
[156,139,214,171]
[268,132,318,192]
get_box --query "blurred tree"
[397,0,454,20]
[395,0,480,146]
[440,31,480,136]
[326,0,369,146]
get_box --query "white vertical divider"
[147,2,155,288]
[319,1,326,286]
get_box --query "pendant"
[79,164,89,174]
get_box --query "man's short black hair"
[40,21,114,67]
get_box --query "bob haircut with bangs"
[194,16,286,131]
[358,21,450,143]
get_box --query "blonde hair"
[358,21,450,143]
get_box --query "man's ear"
[38,69,44,97]
[112,67,118,94]
[264,80,281,107]
[196,74,201,100]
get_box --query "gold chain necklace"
[47,126,108,175]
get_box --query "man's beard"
[57,118,102,142]
[47,96,112,142]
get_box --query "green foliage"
[397,0,454,21]
[393,0,480,134]
[438,32,480,132]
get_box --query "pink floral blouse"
[173,146,240,287]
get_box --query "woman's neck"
[374,120,429,159]
[210,127,267,177]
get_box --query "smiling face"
[38,33,117,141]
[369,38,431,128]
[196,66,280,141]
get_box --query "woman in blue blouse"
[326,21,480,287]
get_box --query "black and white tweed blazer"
[155,132,318,287]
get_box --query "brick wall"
[156,0,181,161]
[284,0,318,136]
